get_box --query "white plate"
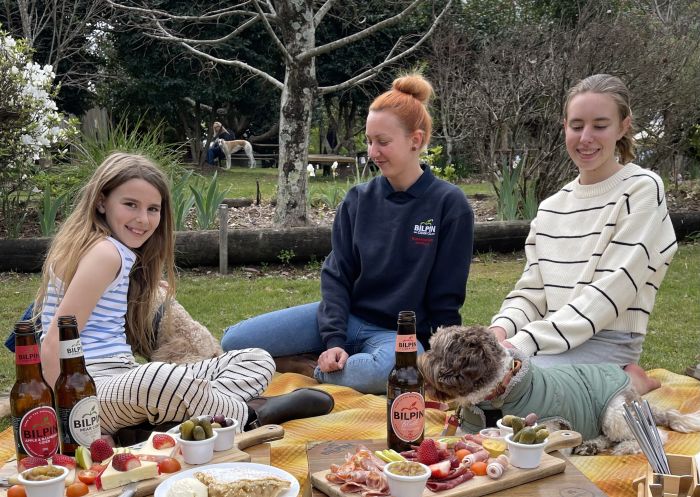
[154,462,300,497]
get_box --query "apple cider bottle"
[54,315,100,455]
[386,310,425,452]
[10,320,59,469]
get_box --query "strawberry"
[111,453,141,472]
[416,439,440,466]
[152,433,176,450]
[18,456,48,472]
[428,460,452,479]
[89,439,114,463]
[51,454,76,469]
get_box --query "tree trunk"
[273,0,317,226]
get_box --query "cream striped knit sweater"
[491,163,677,357]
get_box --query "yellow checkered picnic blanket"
[0,369,697,497]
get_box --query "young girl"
[222,74,475,394]
[489,74,676,392]
[36,152,330,435]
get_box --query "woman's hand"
[318,347,349,373]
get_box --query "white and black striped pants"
[86,349,275,434]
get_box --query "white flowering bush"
[0,28,76,235]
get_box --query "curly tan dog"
[418,325,700,455]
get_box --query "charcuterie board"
[310,431,582,497]
[0,424,283,497]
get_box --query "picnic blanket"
[0,368,697,496]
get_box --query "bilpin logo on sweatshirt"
[412,219,436,245]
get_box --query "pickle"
[535,428,550,443]
[518,427,537,444]
[510,416,525,435]
[192,425,206,441]
[501,415,516,427]
[180,420,195,440]
[200,418,214,439]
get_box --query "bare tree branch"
[319,0,453,95]
[313,0,336,27]
[303,0,425,60]
[251,0,293,64]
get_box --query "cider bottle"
[387,310,425,452]
[54,315,100,455]
[10,320,59,468]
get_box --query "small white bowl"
[18,465,69,497]
[479,427,505,441]
[213,419,238,452]
[174,430,218,465]
[383,461,430,497]
[505,433,547,469]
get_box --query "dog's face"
[418,325,511,405]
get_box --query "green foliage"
[171,170,196,231]
[494,160,537,221]
[309,181,347,210]
[190,172,229,229]
[38,185,66,237]
[277,249,296,266]
[422,145,460,182]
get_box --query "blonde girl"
[36,152,277,434]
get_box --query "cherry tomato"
[454,449,470,462]
[77,469,97,485]
[7,485,27,497]
[66,482,90,497]
[158,457,182,474]
[471,461,488,476]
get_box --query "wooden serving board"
[310,431,582,497]
[0,424,284,497]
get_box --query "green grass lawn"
[191,165,494,203]
[1,243,698,399]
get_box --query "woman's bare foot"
[624,363,661,395]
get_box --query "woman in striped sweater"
[489,74,676,393]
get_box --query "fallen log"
[1,211,698,272]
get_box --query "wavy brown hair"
[369,73,434,150]
[35,152,176,357]
[564,74,636,164]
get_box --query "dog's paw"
[610,440,642,455]
[573,441,600,456]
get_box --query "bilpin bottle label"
[60,396,100,447]
[59,338,83,359]
[390,392,425,442]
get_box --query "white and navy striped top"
[491,163,677,357]
[41,236,136,359]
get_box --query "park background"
[1,0,699,411]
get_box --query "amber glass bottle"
[10,320,59,467]
[386,310,425,452]
[54,315,100,455]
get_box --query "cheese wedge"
[97,459,159,490]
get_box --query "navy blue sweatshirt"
[317,166,474,350]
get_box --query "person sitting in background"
[207,121,235,165]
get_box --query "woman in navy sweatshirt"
[221,74,474,393]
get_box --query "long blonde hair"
[564,74,636,164]
[35,152,176,357]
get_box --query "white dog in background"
[216,138,256,169]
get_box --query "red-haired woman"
[222,74,474,394]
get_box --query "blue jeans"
[221,302,424,394]
[207,145,222,165]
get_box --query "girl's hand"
[489,326,508,342]
[318,347,349,373]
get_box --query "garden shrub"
[0,28,76,235]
